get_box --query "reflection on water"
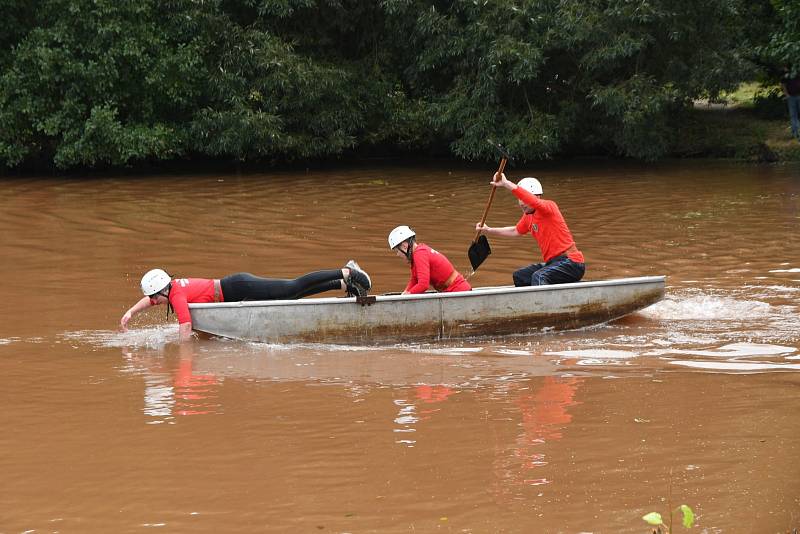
[392,384,457,447]
[393,397,420,446]
[508,377,582,488]
[121,343,224,422]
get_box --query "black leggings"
[220,271,344,301]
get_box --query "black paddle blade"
[468,234,492,270]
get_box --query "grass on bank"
[674,82,800,162]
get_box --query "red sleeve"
[407,247,432,294]
[170,292,192,325]
[404,270,415,293]
[513,186,554,215]
[516,214,532,235]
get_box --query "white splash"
[640,295,771,321]
[660,342,797,358]
[67,325,178,349]
[545,349,638,359]
[745,285,800,293]
[576,359,630,366]
[494,349,533,356]
[769,268,800,273]
[669,361,800,371]
[407,346,484,355]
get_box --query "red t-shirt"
[155,278,221,325]
[404,244,471,294]
[513,187,585,263]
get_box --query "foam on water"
[745,284,800,293]
[655,342,797,359]
[544,349,638,359]
[669,361,800,372]
[640,294,771,321]
[405,346,484,356]
[62,325,179,349]
[575,359,633,367]
[246,341,388,353]
[494,349,534,356]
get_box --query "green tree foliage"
[0,0,384,168]
[0,0,203,167]
[384,0,758,160]
[760,0,800,73]
[0,0,781,169]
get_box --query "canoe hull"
[189,276,665,344]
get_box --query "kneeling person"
[475,172,585,286]
[389,225,471,294]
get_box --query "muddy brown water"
[1,160,799,533]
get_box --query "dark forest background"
[0,0,797,170]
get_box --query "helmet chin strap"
[163,281,173,319]
[403,237,415,263]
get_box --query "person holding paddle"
[120,261,371,341]
[475,173,585,286]
[388,225,471,294]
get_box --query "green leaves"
[758,0,800,70]
[680,504,695,528]
[642,505,695,530]
[642,511,663,526]
[0,0,781,169]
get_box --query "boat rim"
[188,275,666,310]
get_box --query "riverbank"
[672,107,800,162]
[2,96,799,176]
[674,83,800,163]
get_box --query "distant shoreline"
[2,107,799,177]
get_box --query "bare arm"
[492,171,517,192]
[474,172,527,237]
[120,296,153,330]
[475,223,522,237]
[178,322,193,342]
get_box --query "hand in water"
[120,311,132,331]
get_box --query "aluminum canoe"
[189,275,665,344]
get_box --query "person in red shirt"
[475,172,585,286]
[120,261,371,341]
[388,225,471,294]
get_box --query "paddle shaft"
[473,157,507,242]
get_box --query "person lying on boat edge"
[475,172,585,286]
[120,262,372,341]
[388,225,471,294]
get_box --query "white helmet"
[388,225,416,249]
[141,268,171,296]
[517,177,543,195]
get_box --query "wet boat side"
[189,276,666,343]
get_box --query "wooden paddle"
[468,153,508,272]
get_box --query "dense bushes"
[0,0,790,170]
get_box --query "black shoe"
[345,281,365,297]
[345,260,371,297]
